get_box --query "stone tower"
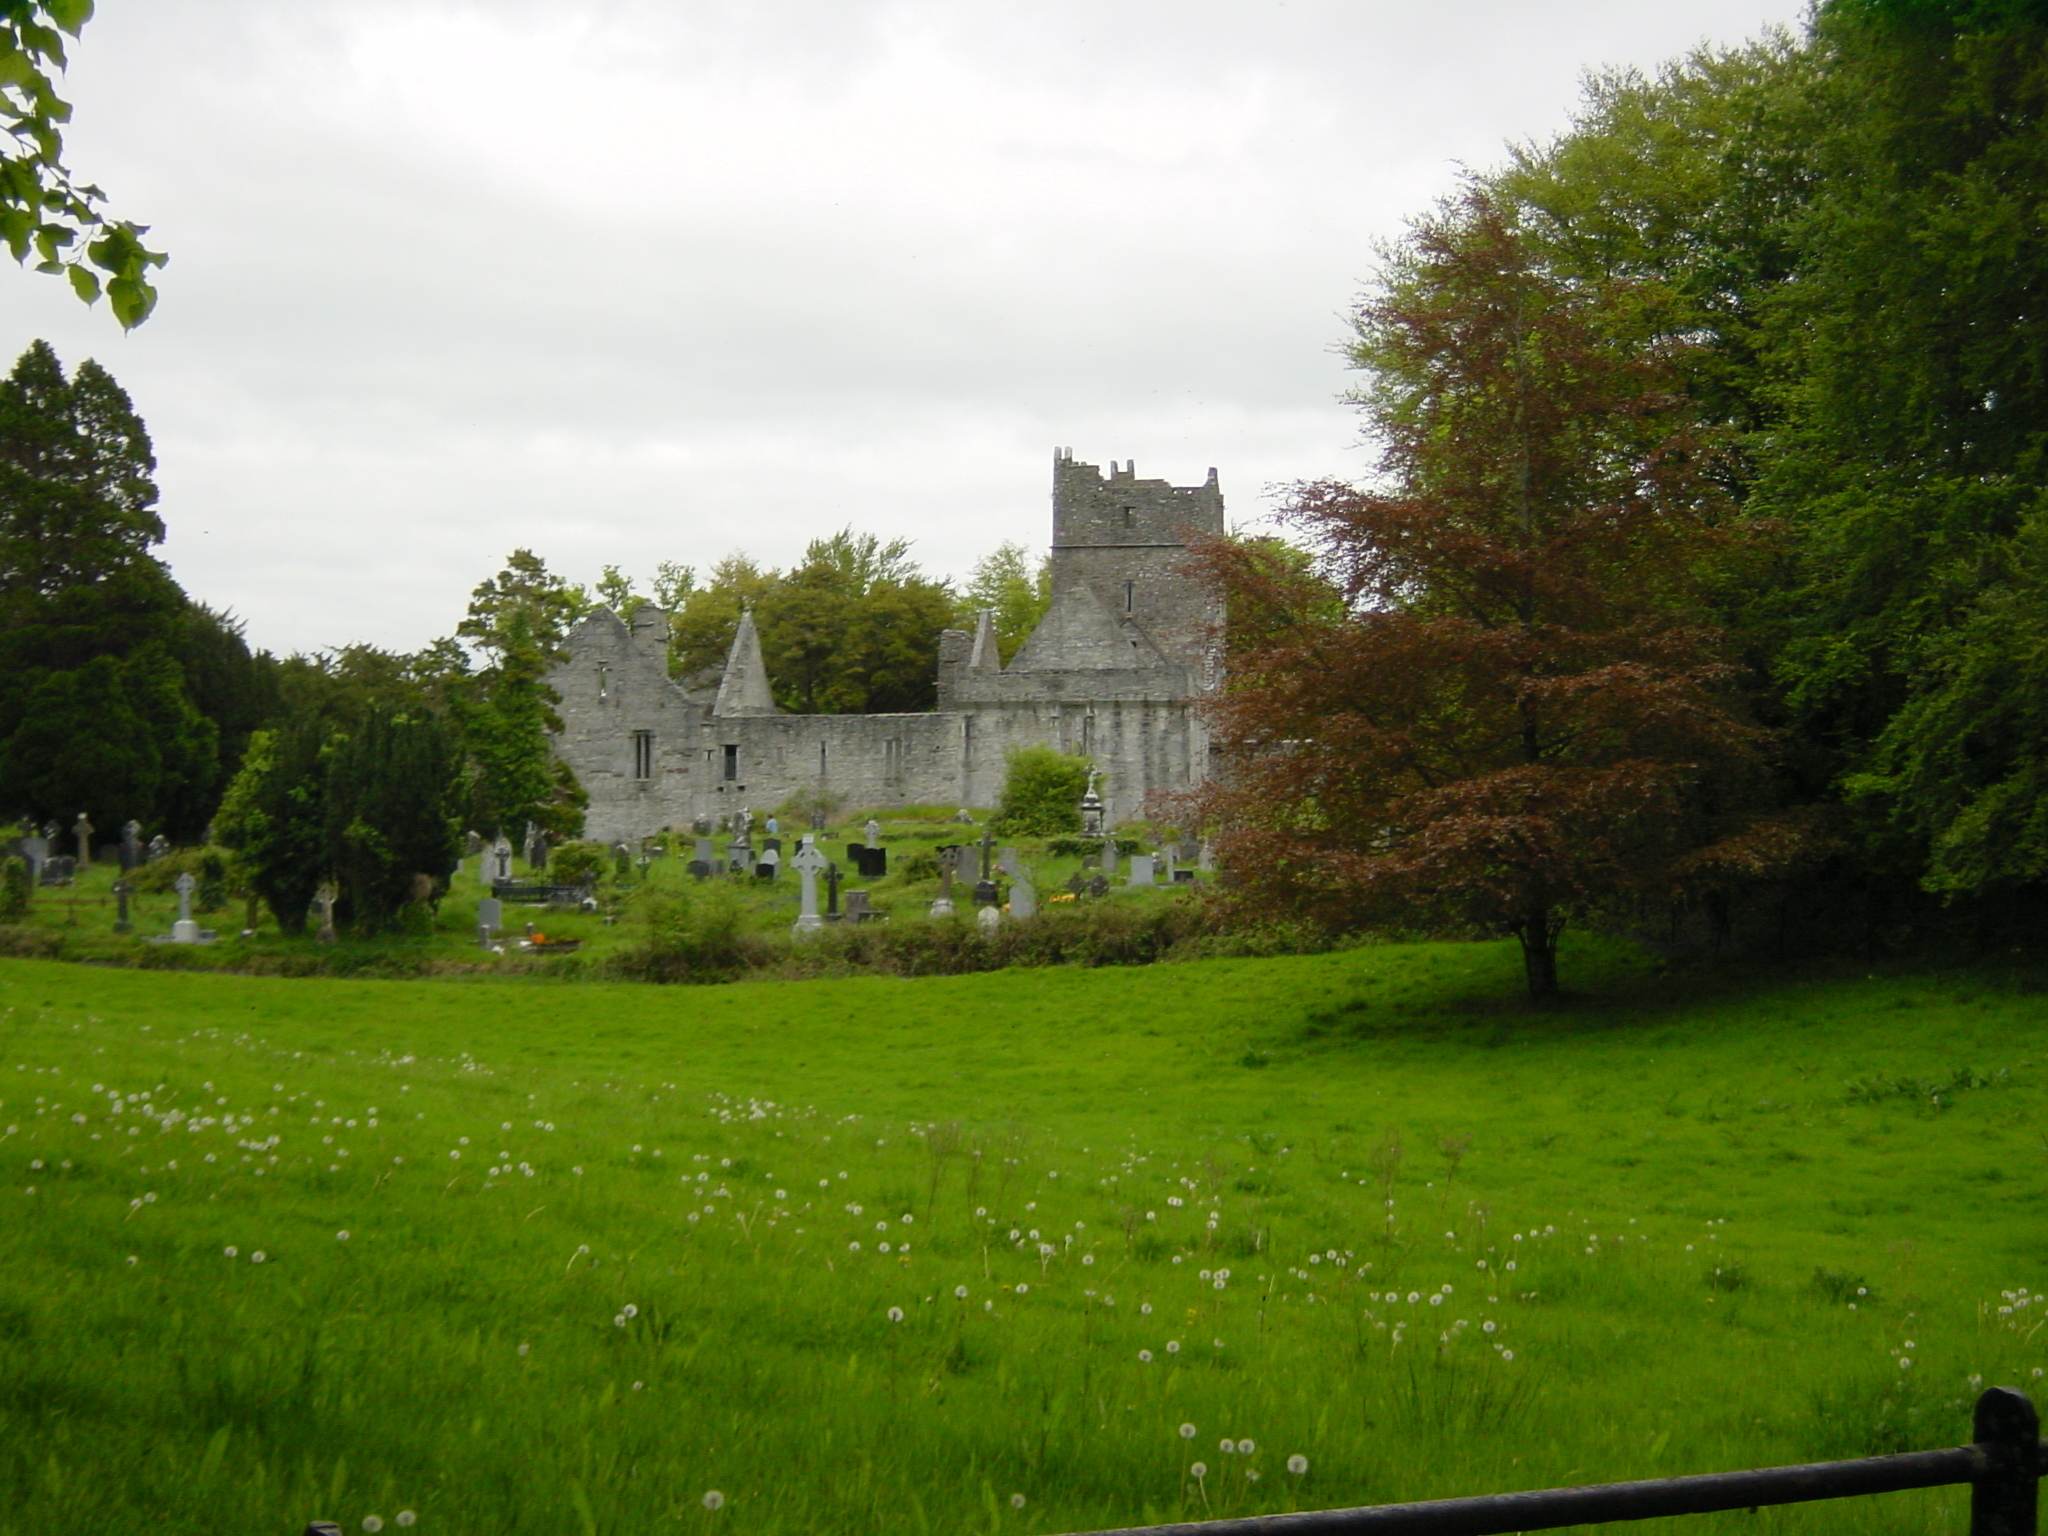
[1045,446,1225,677]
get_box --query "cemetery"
[0,799,1243,980]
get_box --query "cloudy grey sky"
[0,0,1809,656]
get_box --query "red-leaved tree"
[1184,191,1804,1002]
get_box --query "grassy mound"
[0,939,2043,1534]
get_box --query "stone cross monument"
[790,836,829,933]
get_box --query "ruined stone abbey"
[549,450,1224,842]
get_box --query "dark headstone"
[687,860,711,880]
[1174,869,1196,884]
[1088,873,1109,898]
[844,889,872,922]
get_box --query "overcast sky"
[0,0,1811,656]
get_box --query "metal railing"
[1055,1388,2043,1536]
[292,1387,2041,1536]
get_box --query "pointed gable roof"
[713,608,778,716]
[968,607,1000,671]
[1007,581,1170,673]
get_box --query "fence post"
[1973,1387,2040,1536]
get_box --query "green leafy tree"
[990,744,1092,837]
[958,541,1051,663]
[753,529,955,712]
[1746,0,2048,899]
[455,551,587,840]
[0,3,164,326]
[667,554,775,682]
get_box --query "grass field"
[1,938,2044,1535]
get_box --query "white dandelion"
[1288,1455,1309,1475]
[702,1491,725,1511]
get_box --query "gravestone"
[146,833,169,864]
[1197,838,1214,872]
[1006,855,1036,919]
[790,837,828,933]
[121,820,143,871]
[37,855,72,887]
[1102,836,1117,875]
[972,831,999,907]
[929,846,957,918]
[524,822,547,870]
[844,841,866,869]
[1128,854,1155,887]
[1080,770,1104,836]
[863,818,882,848]
[977,904,1001,931]
[763,836,783,856]
[1064,871,1086,898]
[112,878,133,934]
[21,833,47,884]
[464,829,484,857]
[756,845,781,881]
[488,836,514,884]
[860,847,887,879]
[952,808,975,824]
[1088,873,1109,898]
[844,889,871,923]
[1163,847,1177,883]
[477,896,504,950]
[824,860,842,917]
[312,883,339,944]
[690,836,715,879]
[171,873,202,944]
[613,842,632,881]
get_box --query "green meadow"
[1,941,2044,1536]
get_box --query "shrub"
[989,746,1091,837]
[604,880,772,983]
[130,845,239,911]
[547,840,607,887]
[0,857,28,921]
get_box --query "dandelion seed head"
[1180,1423,1197,1439]
[887,1306,904,1322]
[1288,1455,1309,1475]
[702,1491,725,1511]
[1139,1349,1153,1362]
[363,1519,384,1533]
[1191,1463,1208,1479]
[955,1285,969,1299]
[1238,1439,1255,1455]
[396,1516,416,1529]
[1011,1494,1027,1510]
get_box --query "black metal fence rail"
[1054,1388,2044,1536]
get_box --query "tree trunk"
[1516,913,1562,1005]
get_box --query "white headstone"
[1127,854,1155,887]
[170,872,201,944]
[790,836,829,933]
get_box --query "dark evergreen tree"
[0,341,267,838]
[213,721,328,935]
[324,709,463,932]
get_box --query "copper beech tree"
[1185,192,1804,1003]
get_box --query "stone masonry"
[550,451,1224,843]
